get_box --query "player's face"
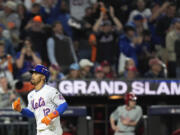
[129,100,136,108]
[31,72,44,85]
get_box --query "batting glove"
[12,98,22,112]
[41,111,59,125]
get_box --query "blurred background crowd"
[0,0,179,83]
[0,0,180,134]
[0,0,180,108]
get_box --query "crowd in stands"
[0,1,179,135]
[0,0,179,105]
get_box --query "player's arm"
[21,108,34,118]
[110,107,120,131]
[122,118,138,126]
[12,98,34,118]
[125,120,137,126]
[110,117,119,131]
[41,102,68,125]
[41,90,68,125]
[55,102,68,115]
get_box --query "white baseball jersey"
[110,105,142,135]
[27,84,66,135]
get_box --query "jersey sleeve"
[51,88,66,106]
[110,106,120,121]
[27,92,34,112]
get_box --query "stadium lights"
[109,95,123,100]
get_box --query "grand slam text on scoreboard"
[57,80,180,96]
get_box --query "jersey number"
[43,108,50,116]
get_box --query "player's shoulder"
[27,90,35,98]
[44,84,55,90]
[122,105,126,108]
[44,84,59,93]
[135,105,143,111]
[117,105,125,110]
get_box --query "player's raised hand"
[12,98,22,112]
[41,111,59,126]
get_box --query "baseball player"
[110,92,142,135]
[12,64,68,135]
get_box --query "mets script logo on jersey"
[31,97,45,110]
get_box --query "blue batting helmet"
[30,64,50,82]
